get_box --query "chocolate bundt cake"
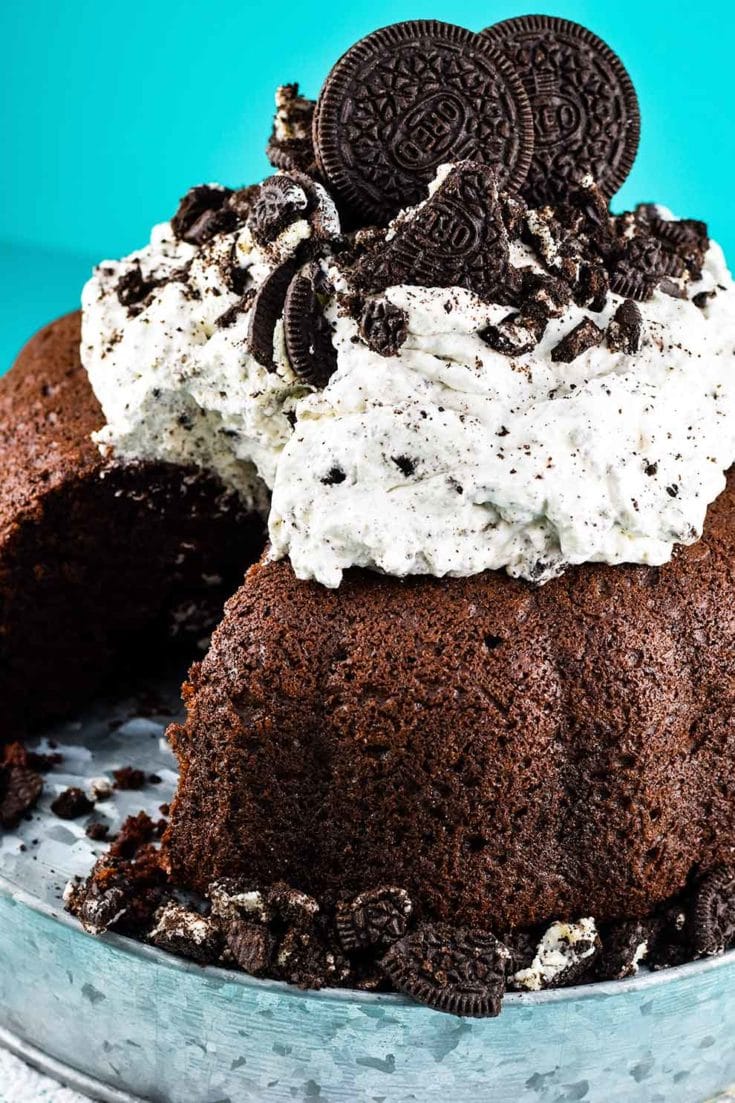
[62,16,735,1015]
[0,312,263,734]
[166,471,734,932]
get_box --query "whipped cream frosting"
[82,174,735,588]
[81,183,323,513]
[269,231,735,586]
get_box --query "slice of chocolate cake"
[0,312,264,735]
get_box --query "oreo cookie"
[247,258,300,369]
[551,317,604,363]
[283,262,338,387]
[266,84,318,174]
[380,923,511,1017]
[225,917,275,976]
[479,310,546,356]
[609,234,686,300]
[248,173,340,249]
[247,175,311,246]
[314,20,534,223]
[483,16,640,205]
[690,866,735,957]
[149,902,223,965]
[171,184,237,245]
[359,300,409,356]
[352,162,511,301]
[336,886,413,952]
[607,299,643,354]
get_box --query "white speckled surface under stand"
[3,681,735,1103]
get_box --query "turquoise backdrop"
[0,0,733,368]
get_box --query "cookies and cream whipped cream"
[82,176,339,512]
[81,152,735,587]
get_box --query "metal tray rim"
[5,868,735,1012]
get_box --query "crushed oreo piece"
[336,886,413,953]
[171,184,236,245]
[596,919,652,980]
[480,310,546,356]
[116,264,159,312]
[353,162,511,301]
[266,84,318,174]
[551,317,604,363]
[521,270,572,320]
[574,262,609,311]
[283,262,338,387]
[512,918,601,990]
[225,917,275,976]
[609,234,686,301]
[247,175,309,246]
[381,923,511,1017]
[690,867,735,957]
[51,787,95,820]
[692,289,716,309]
[247,257,300,369]
[359,300,408,356]
[209,878,268,924]
[607,299,644,354]
[0,761,43,829]
[483,16,640,205]
[149,902,223,965]
[314,20,534,223]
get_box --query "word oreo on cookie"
[483,16,640,205]
[313,20,534,223]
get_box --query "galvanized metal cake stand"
[1,679,734,1103]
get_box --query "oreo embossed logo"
[313,20,534,223]
[483,16,640,204]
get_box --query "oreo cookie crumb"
[607,299,644,354]
[551,318,604,363]
[359,300,408,356]
[321,466,346,486]
[225,917,275,976]
[171,185,235,245]
[149,902,223,965]
[336,886,413,952]
[480,311,546,356]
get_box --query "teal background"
[0,0,733,369]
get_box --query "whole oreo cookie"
[483,16,640,205]
[283,262,338,387]
[314,20,534,223]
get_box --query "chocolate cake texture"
[0,312,263,735]
[165,470,735,933]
